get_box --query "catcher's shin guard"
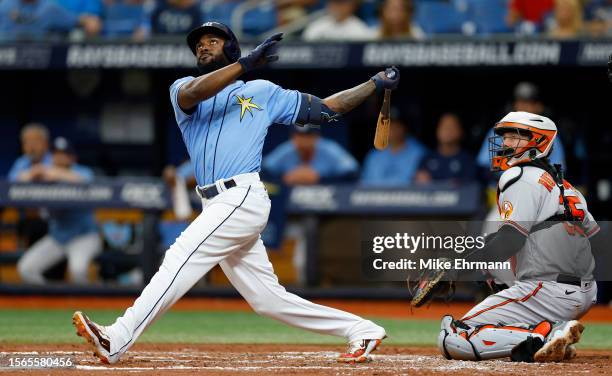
[438,315,550,361]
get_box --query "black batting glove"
[238,33,283,73]
[608,53,612,83]
[371,66,400,92]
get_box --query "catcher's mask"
[489,111,557,171]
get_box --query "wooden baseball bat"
[374,89,391,150]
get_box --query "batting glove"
[238,33,283,73]
[371,66,400,92]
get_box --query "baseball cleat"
[564,344,577,360]
[534,320,584,362]
[72,311,118,364]
[510,336,545,362]
[337,336,386,363]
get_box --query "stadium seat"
[203,1,236,26]
[103,1,147,38]
[358,0,380,27]
[242,2,278,37]
[415,0,468,35]
[205,0,277,37]
[464,0,512,35]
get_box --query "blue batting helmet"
[186,22,241,63]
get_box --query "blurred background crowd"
[0,0,611,42]
[0,0,610,304]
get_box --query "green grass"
[1,309,612,349]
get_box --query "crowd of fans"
[0,0,610,42]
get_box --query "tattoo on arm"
[322,80,376,114]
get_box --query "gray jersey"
[496,166,599,281]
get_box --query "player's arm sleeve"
[476,129,493,169]
[319,142,358,182]
[464,225,527,264]
[359,151,380,185]
[262,143,291,177]
[169,77,196,128]
[75,167,95,183]
[549,137,566,169]
[497,180,540,235]
[266,84,302,126]
[7,159,24,182]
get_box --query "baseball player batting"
[72,21,399,364]
[413,111,600,362]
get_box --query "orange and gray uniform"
[438,165,598,361]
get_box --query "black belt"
[196,179,236,199]
[556,274,589,287]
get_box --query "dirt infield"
[1,344,611,375]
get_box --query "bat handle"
[382,89,391,118]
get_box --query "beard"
[197,55,230,75]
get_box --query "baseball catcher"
[411,111,600,362]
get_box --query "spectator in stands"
[302,0,375,41]
[102,0,151,41]
[8,123,52,182]
[277,0,320,26]
[360,108,427,187]
[585,0,612,36]
[162,159,195,219]
[415,113,477,185]
[0,0,102,40]
[150,0,201,36]
[507,0,554,33]
[56,0,103,37]
[16,137,101,285]
[376,0,423,40]
[548,0,584,39]
[263,125,359,185]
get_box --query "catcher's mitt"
[408,258,455,308]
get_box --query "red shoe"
[337,337,385,363]
[72,311,119,364]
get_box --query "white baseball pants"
[107,173,384,358]
[462,280,597,326]
[18,232,101,284]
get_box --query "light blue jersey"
[48,164,98,243]
[263,138,359,180]
[170,78,302,186]
[360,138,428,187]
[7,153,53,182]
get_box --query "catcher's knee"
[438,315,542,361]
[438,315,480,360]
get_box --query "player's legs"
[64,232,102,284]
[220,236,386,342]
[104,185,267,359]
[17,235,65,284]
[461,281,596,326]
[438,281,597,361]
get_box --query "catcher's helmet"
[187,22,241,63]
[489,111,557,171]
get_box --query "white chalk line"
[0,351,596,373]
